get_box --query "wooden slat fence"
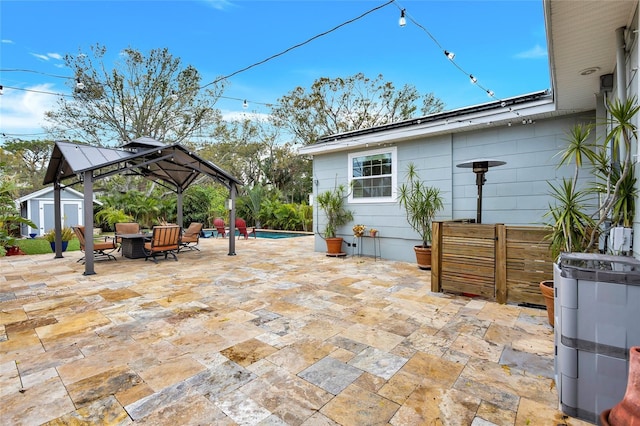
[431,222,553,305]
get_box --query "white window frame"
[348,146,397,204]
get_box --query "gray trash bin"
[555,252,640,424]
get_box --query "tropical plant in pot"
[43,227,75,252]
[541,98,639,326]
[317,184,353,255]
[398,163,444,269]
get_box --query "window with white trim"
[348,147,397,203]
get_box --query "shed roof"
[15,186,101,204]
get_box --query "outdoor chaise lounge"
[179,222,204,252]
[143,225,181,263]
[73,225,118,263]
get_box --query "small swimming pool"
[255,230,313,239]
[200,229,312,239]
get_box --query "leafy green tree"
[45,44,224,145]
[183,185,213,227]
[271,72,445,145]
[0,174,36,255]
[94,207,134,231]
[0,139,54,195]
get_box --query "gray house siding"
[310,111,596,263]
[452,113,595,226]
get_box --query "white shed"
[15,186,101,237]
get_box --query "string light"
[392,1,506,106]
[243,100,248,109]
[201,0,395,89]
[76,78,85,90]
[0,85,3,95]
[399,9,406,27]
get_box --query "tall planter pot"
[414,246,432,270]
[325,237,345,256]
[539,280,554,327]
[600,346,640,426]
[50,241,69,253]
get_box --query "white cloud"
[202,0,235,10]
[515,44,548,59]
[28,52,64,62]
[221,109,270,122]
[30,53,50,61]
[0,84,60,137]
[1,39,14,44]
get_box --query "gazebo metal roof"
[44,137,243,275]
[44,137,241,189]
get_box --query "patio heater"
[456,158,506,224]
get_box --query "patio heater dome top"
[456,158,506,224]
[456,158,506,172]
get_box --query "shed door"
[39,201,83,233]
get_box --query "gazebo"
[43,137,243,275]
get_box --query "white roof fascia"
[298,97,557,156]
[15,186,103,204]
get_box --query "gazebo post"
[83,170,95,275]
[53,182,63,259]
[228,184,237,256]
[177,186,183,228]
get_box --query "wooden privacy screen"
[431,222,553,305]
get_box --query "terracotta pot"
[539,280,554,327]
[325,237,344,255]
[601,346,640,426]
[414,246,432,270]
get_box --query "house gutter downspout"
[616,26,627,104]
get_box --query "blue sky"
[0,0,549,141]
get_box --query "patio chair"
[213,218,227,238]
[115,222,141,254]
[235,218,256,239]
[73,225,118,263]
[143,225,181,263]
[179,222,204,252]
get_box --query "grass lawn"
[13,238,81,255]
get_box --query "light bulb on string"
[399,9,406,27]
[76,79,85,90]
[444,50,455,60]
[486,90,495,97]
[243,100,248,109]
[0,85,3,95]
[469,75,477,84]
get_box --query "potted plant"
[317,184,353,255]
[398,163,444,269]
[43,227,75,252]
[352,224,366,237]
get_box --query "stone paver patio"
[1,235,590,425]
